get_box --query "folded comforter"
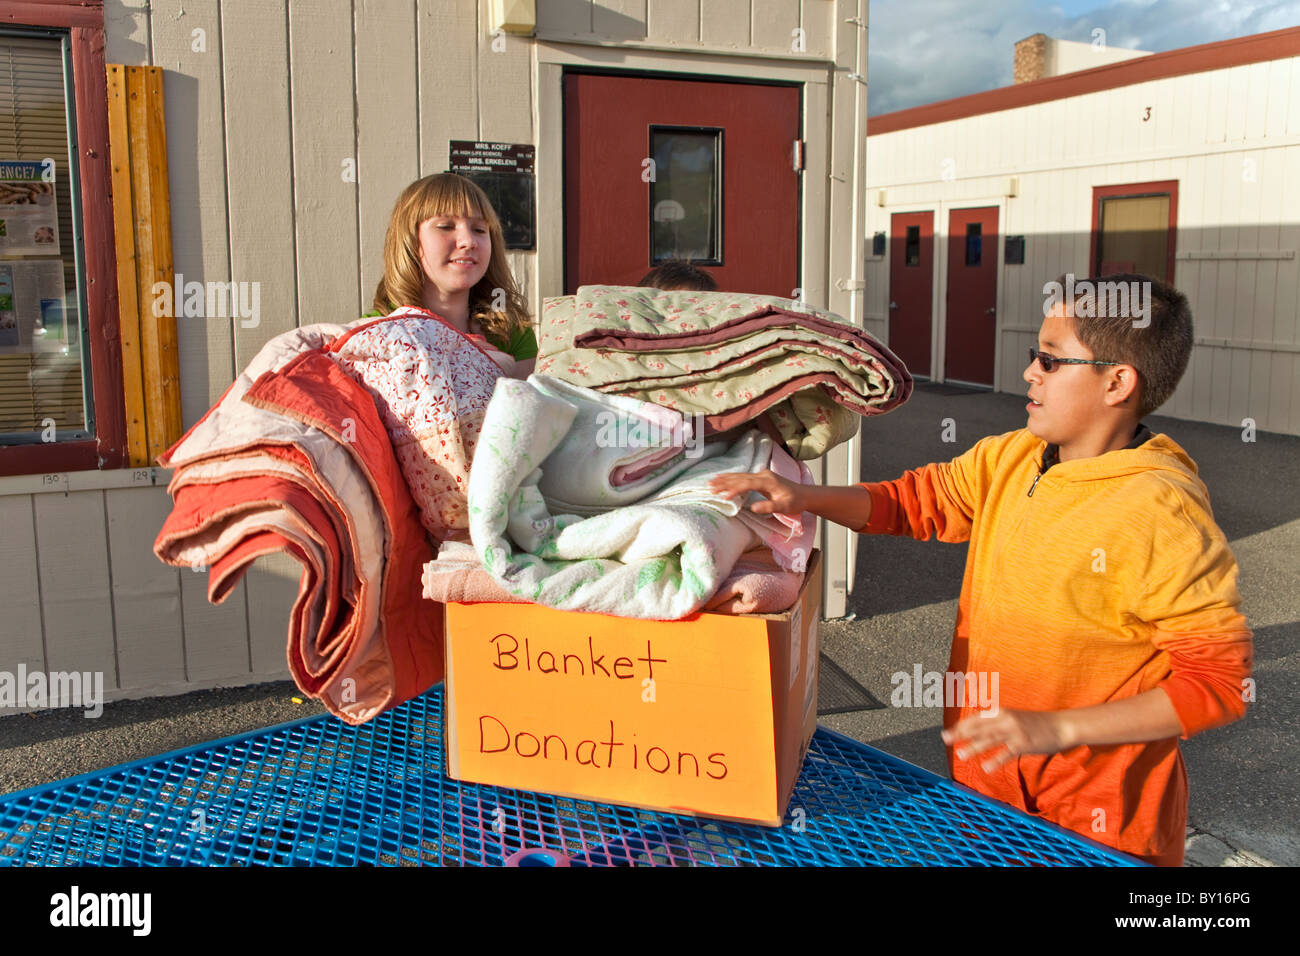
[456,374,786,619]
[536,286,912,459]
[527,374,728,515]
[153,319,464,724]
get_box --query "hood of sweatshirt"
[1033,430,1207,500]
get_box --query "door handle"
[889,301,898,310]
[985,307,996,314]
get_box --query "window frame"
[0,1,124,477]
[1089,179,1179,284]
[647,123,725,267]
[904,224,921,266]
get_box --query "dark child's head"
[638,260,718,292]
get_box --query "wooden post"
[106,64,179,467]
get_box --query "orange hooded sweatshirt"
[856,427,1253,866]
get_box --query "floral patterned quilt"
[535,286,912,459]
[330,307,503,539]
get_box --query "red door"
[943,207,998,386]
[564,72,799,296]
[888,212,933,378]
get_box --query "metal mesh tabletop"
[0,686,1138,866]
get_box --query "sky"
[867,0,1300,115]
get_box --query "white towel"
[528,374,728,515]
[460,375,772,619]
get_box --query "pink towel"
[424,546,803,615]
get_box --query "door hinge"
[792,139,804,172]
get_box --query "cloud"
[867,0,1300,115]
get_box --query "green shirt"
[497,323,539,361]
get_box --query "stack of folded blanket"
[536,286,912,460]
[153,311,504,723]
[424,541,803,616]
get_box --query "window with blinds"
[0,30,90,444]
[1097,194,1172,281]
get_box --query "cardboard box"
[444,549,822,826]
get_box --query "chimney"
[1014,33,1048,83]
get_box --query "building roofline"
[869,25,1300,135]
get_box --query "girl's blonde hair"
[372,172,530,348]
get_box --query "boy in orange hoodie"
[710,274,1253,865]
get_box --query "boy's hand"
[708,469,807,516]
[942,709,1070,773]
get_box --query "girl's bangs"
[417,177,493,225]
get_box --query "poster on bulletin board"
[0,259,66,349]
[0,160,59,256]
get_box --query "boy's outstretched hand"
[942,710,1069,773]
[708,470,807,516]
[942,688,1185,773]
[710,469,876,530]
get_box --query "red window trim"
[1089,180,1179,284]
[0,0,125,476]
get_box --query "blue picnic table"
[0,685,1139,866]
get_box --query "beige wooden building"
[865,26,1300,437]
[0,0,872,708]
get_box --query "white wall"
[1048,37,1150,77]
[866,53,1300,436]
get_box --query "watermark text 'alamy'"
[152,273,260,328]
[1042,274,1151,328]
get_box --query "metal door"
[563,72,800,296]
[943,206,998,386]
[888,211,933,378]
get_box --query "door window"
[964,222,982,266]
[1097,194,1170,277]
[1090,180,1178,282]
[904,225,921,266]
[649,126,722,265]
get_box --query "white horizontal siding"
[542,0,834,58]
[867,54,1300,436]
[0,483,275,697]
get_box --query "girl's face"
[416,212,491,297]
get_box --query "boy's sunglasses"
[1028,348,1120,373]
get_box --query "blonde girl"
[372,172,536,376]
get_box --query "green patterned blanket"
[535,286,911,459]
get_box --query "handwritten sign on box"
[444,551,821,826]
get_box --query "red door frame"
[1089,180,1179,282]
